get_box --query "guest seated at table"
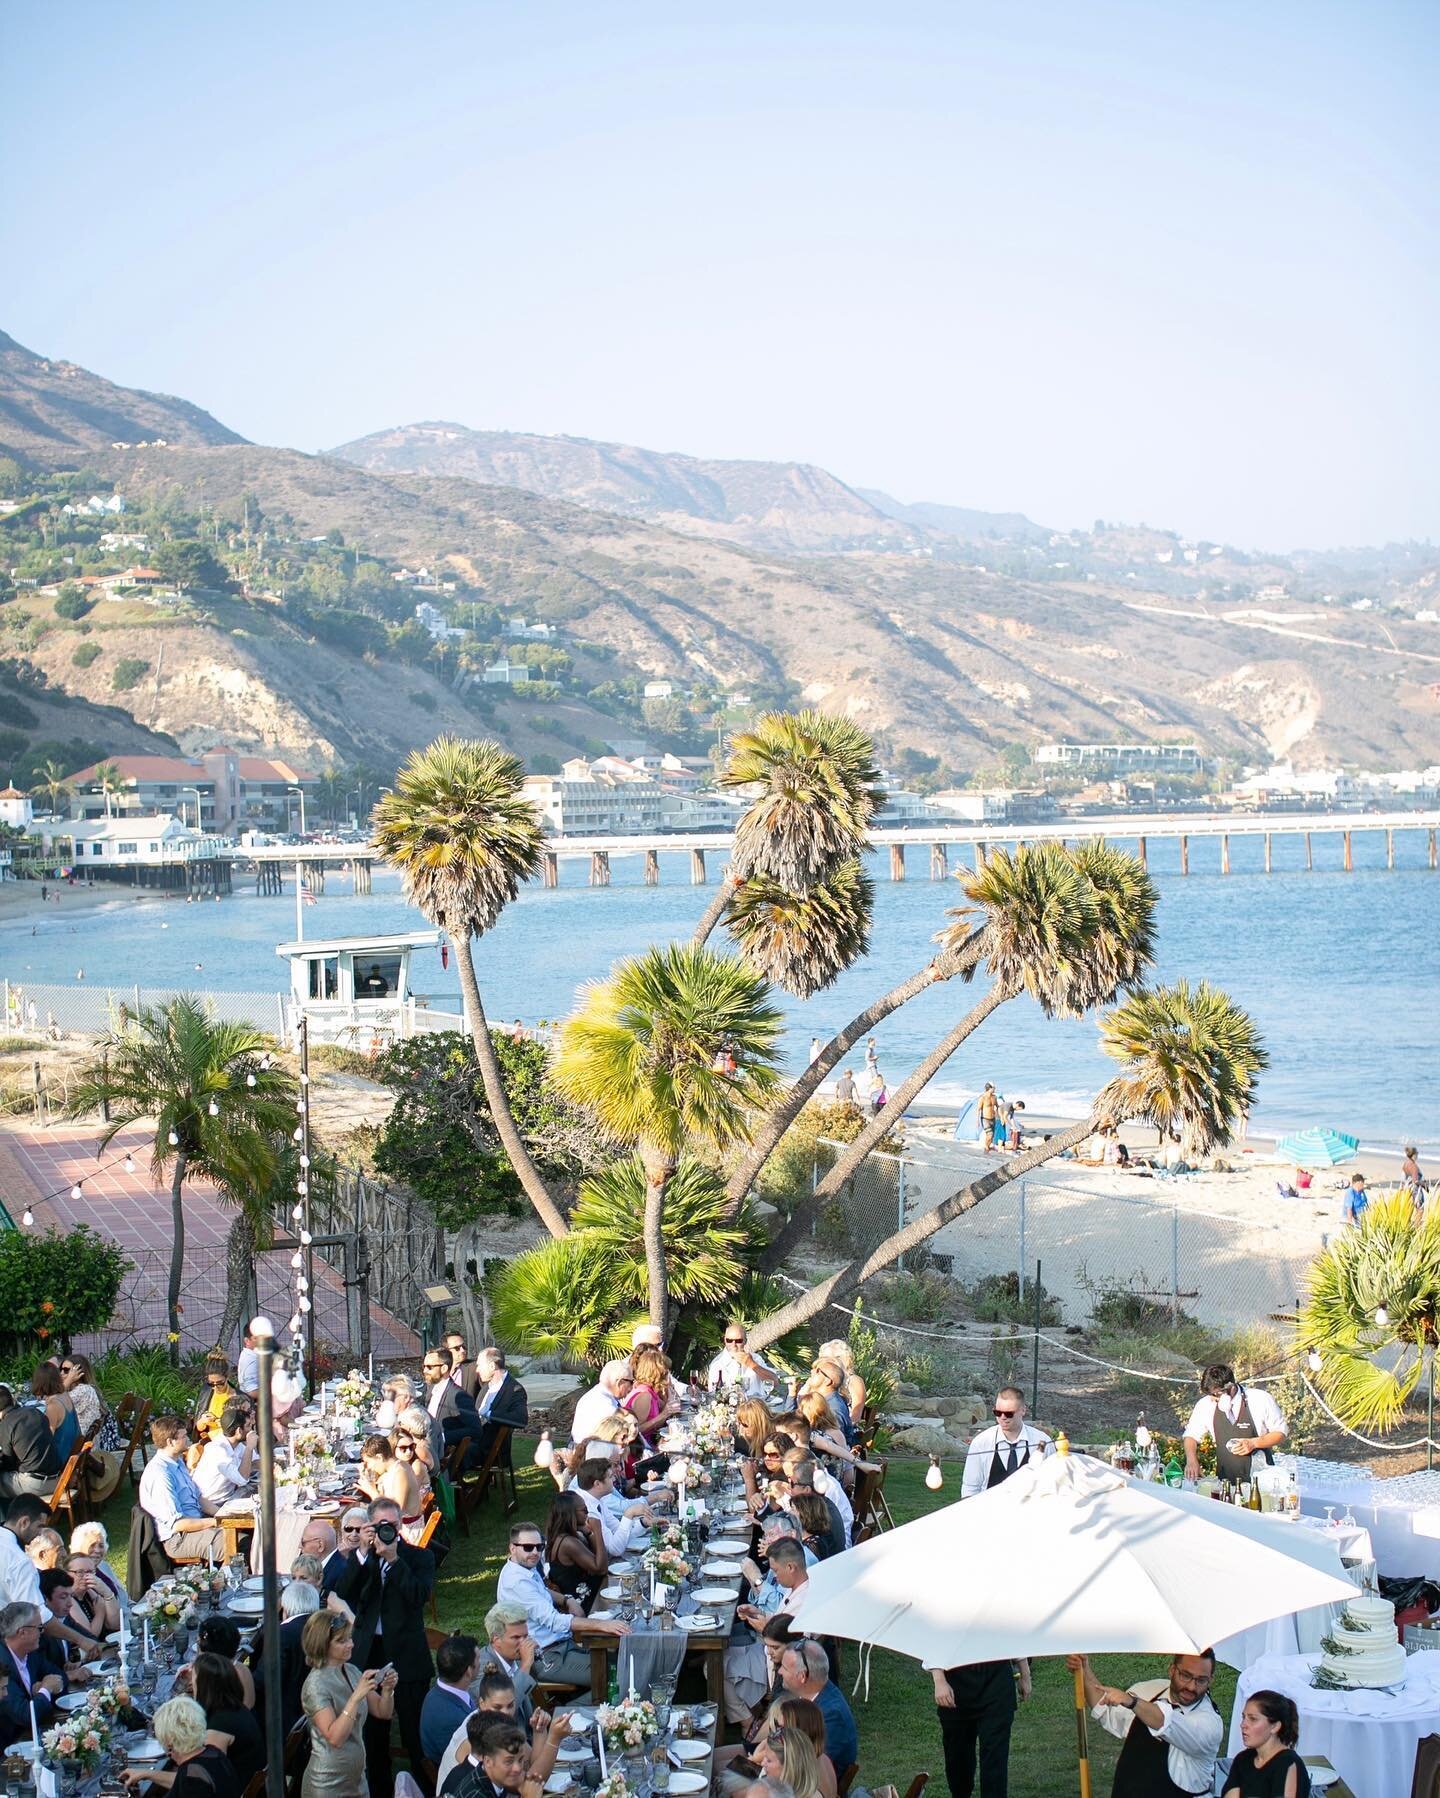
[30,1362,79,1467]
[391,1421,434,1512]
[795,1397,858,1477]
[396,1406,440,1488]
[802,1362,855,1447]
[728,1542,811,1724]
[544,1491,606,1611]
[193,1650,264,1791]
[434,1667,540,1790]
[292,1553,327,1593]
[26,1526,65,1571]
[741,1514,817,1618]
[194,1403,256,1512]
[59,1353,114,1449]
[357,1433,424,1534]
[815,1343,866,1430]
[120,1694,241,1798]
[140,1416,228,1559]
[479,1602,538,1726]
[736,1397,774,1461]
[421,1632,482,1762]
[0,1600,65,1732]
[69,1520,129,1621]
[323,1508,372,1596]
[758,1724,824,1798]
[1067,1650,1223,1798]
[586,1409,644,1487]
[570,1361,636,1447]
[623,1347,678,1449]
[718,1615,799,1770]
[779,1641,856,1785]
[575,1456,653,1558]
[442,1715,536,1798]
[788,1493,840,1563]
[0,1384,59,1497]
[708,1323,781,1398]
[374,1375,417,1434]
[65,1547,121,1640]
[494,1519,627,1691]
[779,1456,847,1555]
[474,1348,530,1466]
[197,1352,245,1431]
[38,1568,99,1676]
[196,1614,257,1711]
[766,1699,837,1798]
[1223,1691,1309,1798]
[251,1578,320,1739]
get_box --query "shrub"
[965,1270,1063,1328]
[111,657,151,692]
[71,642,102,669]
[0,1225,131,1354]
[54,587,92,621]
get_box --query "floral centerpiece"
[142,1578,204,1624]
[596,1699,659,1752]
[279,1424,335,1486]
[44,1698,114,1773]
[333,1370,374,1417]
[595,1775,631,1798]
[692,1405,734,1458]
[642,1543,691,1585]
[648,1520,684,1549]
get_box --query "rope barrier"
[1297,1370,1436,1453]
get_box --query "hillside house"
[482,656,531,686]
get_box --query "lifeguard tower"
[276,929,453,1047]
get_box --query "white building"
[1231,765,1357,807]
[643,680,674,700]
[926,789,1010,822]
[505,617,559,641]
[482,656,531,685]
[660,790,747,830]
[0,786,33,831]
[521,757,663,835]
[875,787,930,823]
[1035,742,1201,773]
[415,601,464,642]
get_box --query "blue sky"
[3,1,1434,549]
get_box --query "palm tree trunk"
[691,875,736,948]
[167,1152,188,1365]
[723,932,983,1214]
[759,975,1015,1272]
[453,935,570,1239]
[745,1117,1094,1352]
[639,1146,673,1331]
[218,1210,256,1352]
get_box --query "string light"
[1376,1307,1390,1327]
[21,1209,33,1227]
[925,1455,944,1491]
[299,1154,310,1169]
[291,1202,305,1221]
[167,1129,179,1147]
[292,1127,303,1143]
[290,1251,304,1270]
[533,1430,554,1469]
[70,1183,82,1201]
[124,1155,134,1174]
[208,1098,219,1117]
[300,1230,313,1246]
[246,1073,256,1088]
[1307,1349,1323,1372]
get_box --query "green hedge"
[0,1225,130,1354]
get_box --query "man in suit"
[251,1579,321,1741]
[299,1517,345,1592]
[479,1602,538,1727]
[421,1633,480,1763]
[445,1332,482,1402]
[473,1349,528,1468]
[0,1601,64,1737]
[328,1496,435,1798]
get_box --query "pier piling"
[690,849,707,885]
[1221,834,1230,875]
[1264,833,1272,875]
[590,851,610,887]
[1431,829,1437,870]
[542,852,559,889]
[1387,829,1395,870]
[1343,830,1353,872]
[644,848,660,887]
[1305,832,1312,871]
[1179,835,1189,876]
[890,844,906,881]
[1136,836,1147,868]
[930,843,948,880]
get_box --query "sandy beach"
[0,878,137,920]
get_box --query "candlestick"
[597,1720,607,1779]
[30,1699,39,1755]
[143,1616,151,1661]
[367,1353,374,1381]
[629,1659,636,1700]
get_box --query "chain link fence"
[3,980,282,1041]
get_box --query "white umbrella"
[800,1446,1357,1798]
[803,1448,1353,1663]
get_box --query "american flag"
[300,875,317,906]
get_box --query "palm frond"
[721,710,882,891]
[372,736,545,938]
[486,1236,642,1367]
[570,1157,757,1305]
[724,858,873,997]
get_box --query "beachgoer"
[808,1037,821,1066]
[1007,1100,1026,1151]
[1341,1173,1368,1226]
[977,1084,999,1151]
[869,1078,887,1116]
[864,1037,878,1072]
[834,1069,857,1107]
[1402,1145,1425,1204]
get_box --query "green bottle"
[1163,1452,1183,1487]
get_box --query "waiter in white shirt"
[1066,1650,1223,1798]
[960,1387,1054,1498]
[1182,1363,1286,1485]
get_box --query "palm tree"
[693,709,884,946]
[745,979,1266,1350]
[30,759,72,817]
[755,841,1159,1265]
[372,737,568,1240]
[93,761,127,819]
[68,996,298,1362]
[724,858,874,997]
[552,943,782,1326]
[1298,1195,1440,1434]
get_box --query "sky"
[3,1,1435,551]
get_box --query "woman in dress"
[65,1550,121,1639]
[395,1404,439,1488]
[357,1435,423,1535]
[795,1394,858,1471]
[59,1353,113,1445]
[1223,1691,1310,1797]
[735,1397,773,1460]
[623,1346,672,1449]
[765,1700,837,1798]
[544,1491,606,1612]
[31,1361,79,1463]
[300,1611,395,1798]
[120,1696,240,1798]
[789,1492,838,1562]
[758,1725,823,1798]
[588,1409,643,1488]
[192,1652,263,1793]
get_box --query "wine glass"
[1324,1505,1337,1528]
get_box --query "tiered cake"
[1318,1594,1407,1688]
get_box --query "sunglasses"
[514,1541,543,1553]
[994,1408,1019,1419]
[341,1526,364,1535]
[396,1444,415,1456]
[724,1337,745,1345]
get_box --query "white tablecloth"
[1229,1651,1440,1798]
[1214,1515,1376,1671]
[1300,1476,1440,1580]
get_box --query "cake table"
[1229,1651,1440,1798]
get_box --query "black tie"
[1006,1441,1018,1474]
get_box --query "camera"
[374,1521,399,1545]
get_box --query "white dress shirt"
[960,1423,1054,1499]
[705,1351,775,1398]
[813,1468,853,1545]
[236,1346,260,1396]
[0,1526,49,1622]
[496,1559,575,1651]
[570,1385,619,1443]
[582,1487,644,1557]
[1183,1385,1285,1446]
[1091,1678,1223,1794]
[195,1435,250,1511]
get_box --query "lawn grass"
[99,1457,1237,1798]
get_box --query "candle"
[367,1353,374,1381]
[597,1721,607,1780]
[143,1616,151,1661]
[629,1659,636,1700]
[650,1568,657,1608]
[30,1699,39,1755]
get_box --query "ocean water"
[3,827,1436,1148]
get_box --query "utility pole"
[299,1016,316,1395]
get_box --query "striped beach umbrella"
[1275,1126,1360,1168]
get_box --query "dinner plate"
[56,1693,91,1712]
[609,1559,634,1574]
[546,1777,576,1793]
[555,1744,591,1762]
[706,1539,749,1555]
[1306,1774,1339,1793]
[669,1740,710,1762]
[588,1609,614,1620]
[127,1740,167,1763]
[702,1559,742,1576]
[242,1575,267,1592]
[690,1586,737,1605]
[228,1593,265,1615]
[677,1614,718,1632]
[667,1772,708,1793]
[309,1501,342,1517]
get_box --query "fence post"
[895,1158,906,1274]
[133,983,141,1017]
[1171,1206,1181,1325]
[1031,1259,1042,1416]
[3,979,8,1032]
[1017,1181,1027,1304]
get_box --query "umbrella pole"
[1073,1664,1093,1798]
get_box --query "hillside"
[329,421,928,557]
[0,331,245,463]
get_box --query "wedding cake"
[1318,1593,1407,1689]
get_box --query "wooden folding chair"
[869,1457,897,1531]
[240,1773,267,1798]
[43,1440,93,1533]
[454,1425,517,1528]
[120,1397,153,1491]
[283,1716,311,1798]
[902,1775,930,1798]
[414,1509,445,1623]
[837,1764,859,1797]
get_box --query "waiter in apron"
[1067,1652,1223,1798]
[960,1386,1055,1498]
[1181,1362,1287,1485]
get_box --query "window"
[118,842,137,855]
[355,956,402,1000]
[91,843,104,856]
[307,957,339,1001]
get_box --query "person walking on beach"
[835,1068,857,1108]
[808,1037,822,1065]
[1342,1173,1368,1226]
[978,1084,999,1151]
[1402,1146,1425,1207]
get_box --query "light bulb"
[292,1127,303,1142]
[1375,1306,1389,1327]
[292,1202,305,1220]
[21,1209,33,1228]
[925,1455,944,1491]
[533,1429,554,1469]
[299,1154,310,1169]
[208,1098,219,1116]
[71,1183,82,1201]
[124,1155,134,1174]
[246,1072,256,1088]
[290,1251,303,1270]
[1307,1349,1323,1372]
[296,1100,306,1115]
[288,1314,302,1334]
[300,1072,309,1086]
[297,1181,308,1196]
[299,1296,312,1314]
[297,1276,309,1293]
[300,1230,313,1246]
[168,1129,179,1147]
